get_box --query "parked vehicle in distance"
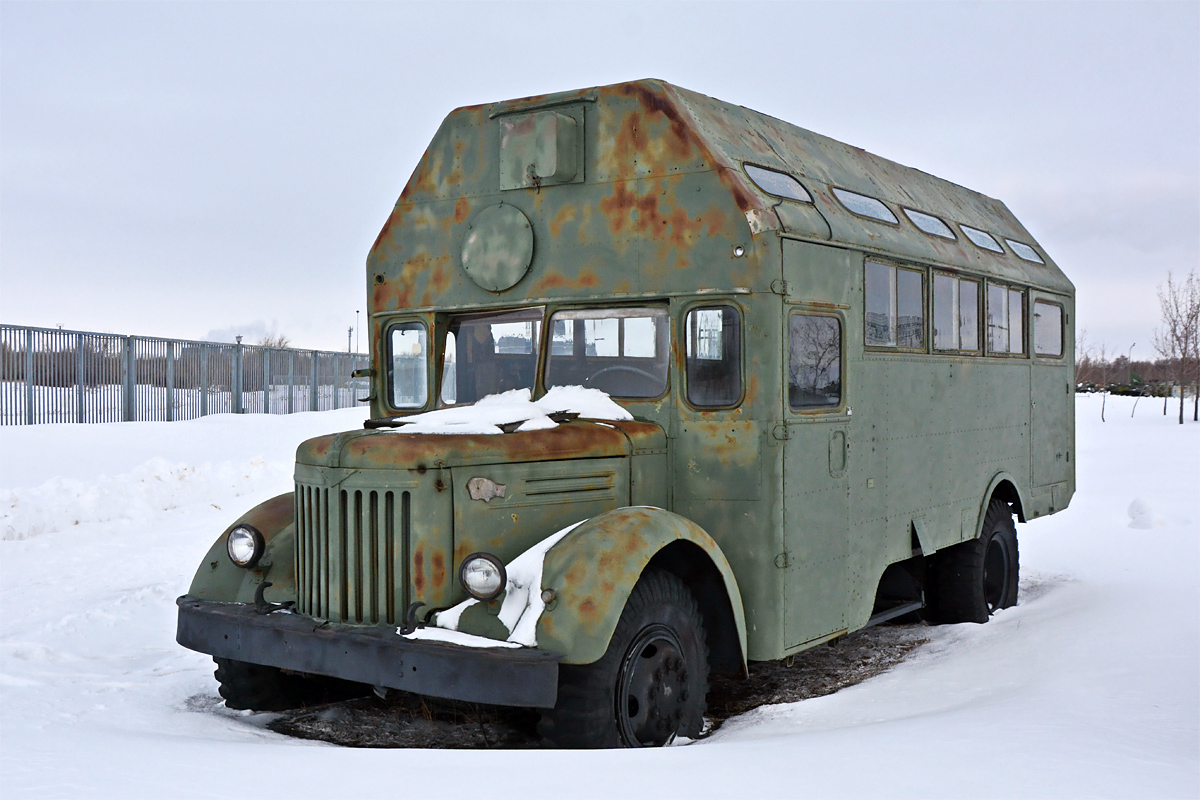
[177,80,1075,748]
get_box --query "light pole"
[356,310,360,354]
[1127,343,1136,385]
[347,326,353,353]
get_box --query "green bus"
[177,79,1074,748]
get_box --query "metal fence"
[0,324,370,425]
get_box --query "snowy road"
[1,395,1196,798]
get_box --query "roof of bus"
[370,79,1071,314]
[634,80,1069,294]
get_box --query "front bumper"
[176,596,560,707]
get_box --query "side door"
[782,308,851,647]
[1030,293,1072,490]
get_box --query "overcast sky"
[2,1,1197,357]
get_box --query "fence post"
[200,346,208,417]
[166,340,175,422]
[233,342,244,414]
[287,350,295,414]
[76,334,85,423]
[24,328,34,425]
[123,336,137,422]
[310,350,319,412]
[332,354,340,410]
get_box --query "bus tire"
[214,657,367,711]
[538,569,709,748]
[926,499,1019,623]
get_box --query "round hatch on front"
[459,203,534,292]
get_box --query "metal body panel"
[536,506,747,667]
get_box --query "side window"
[685,306,742,407]
[865,261,924,349]
[987,283,1026,355]
[1034,301,1064,357]
[789,314,842,410]
[388,322,428,409]
[933,273,981,353]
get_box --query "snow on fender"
[403,519,585,648]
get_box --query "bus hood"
[296,419,665,471]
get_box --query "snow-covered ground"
[1,395,1196,798]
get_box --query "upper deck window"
[440,308,541,406]
[545,307,669,398]
[960,225,1004,253]
[744,164,812,203]
[903,208,956,239]
[831,188,898,224]
[1006,239,1045,264]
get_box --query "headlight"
[459,553,507,601]
[226,525,264,568]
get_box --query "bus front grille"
[294,484,410,625]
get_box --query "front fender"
[186,493,296,605]
[535,506,747,667]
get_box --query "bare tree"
[257,333,292,349]
[1153,271,1200,424]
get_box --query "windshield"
[545,307,669,398]
[440,308,542,405]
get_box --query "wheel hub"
[617,624,690,746]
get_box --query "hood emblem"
[467,477,507,503]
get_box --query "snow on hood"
[385,386,631,435]
[400,519,586,648]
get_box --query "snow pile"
[1126,497,1168,529]
[388,386,631,435]
[0,456,290,541]
[411,520,584,647]
[399,627,522,649]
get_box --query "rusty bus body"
[178,80,1074,747]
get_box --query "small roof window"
[960,225,1004,253]
[743,164,812,203]
[831,188,898,224]
[903,208,956,239]
[1006,239,1045,264]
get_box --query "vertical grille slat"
[384,492,395,625]
[295,481,409,624]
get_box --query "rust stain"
[413,545,426,596]
[549,205,577,237]
[454,196,470,224]
[578,598,597,618]
[625,83,698,162]
[432,550,446,589]
[530,272,571,293]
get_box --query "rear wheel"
[926,499,1019,623]
[214,658,368,712]
[538,569,709,748]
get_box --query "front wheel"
[926,499,1019,623]
[214,658,368,711]
[538,569,709,748]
